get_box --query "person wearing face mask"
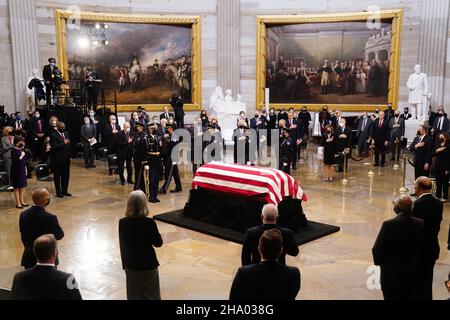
[103,115,121,160]
[129,112,139,134]
[431,108,449,145]
[11,137,29,208]
[298,107,311,139]
[389,110,405,162]
[356,112,372,156]
[266,108,277,147]
[233,120,250,164]
[321,125,336,182]
[132,122,147,193]
[400,107,412,121]
[409,125,433,182]
[279,127,294,175]
[190,117,205,174]
[18,188,64,270]
[277,108,288,123]
[334,118,352,173]
[237,111,249,128]
[43,58,59,108]
[49,122,72,198]
[29,111,47,161]
[80,116,97,169]
[117,122,134,185]
[369,111,390,167]
[432,132,450,202]
[1,126,14,179]
[200,110,209,128]
[11,112,24,137]
[146,123,162,203]
[84,67,102,111]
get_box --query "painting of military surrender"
[66,22,192,105]
[266,22,392,105]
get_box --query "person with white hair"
[241,203,299,266]
[119,190,163,300]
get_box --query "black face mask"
[417,131,422,136]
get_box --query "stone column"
[217,0,240,97]
[8,0,40,111]
[418,0,450,107]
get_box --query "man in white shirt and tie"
[356,112,372,156]
[159,106,173,121]
[431,109,449,144]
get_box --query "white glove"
[144,165,150,170]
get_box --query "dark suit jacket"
[42,65,59,84]
[119,216,163,271]
[356,117,372,139]
[250,117,267,131]
[277,112,289,123]
[160,112,174,120]
[334,126,352,151]
[80,124,96,146]
[413,194,443,261]
[29,118,47,138]
[116,130,132,159]
[372,213,425,292]
[370,118,390,144]
[389,116,405,140]
[102,123,121,151]
[409,135,433,166]
[19,206,64,268]
[432,116,450,134]
[49,131,71,166]
[229,261,300,300]
[11,265,82,300]
[241,224,299,266]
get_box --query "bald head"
[394,195,413,215]
[33,234,58,263]
[415,176,432,196]
[261,204,279,224]
[32,188,50,207]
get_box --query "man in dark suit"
[233,120,250,165]
[241,204,299,266]
[408,125,433,180]
[170,93,185,128]
[190,117,206,174]
[428,105,437,128]
[430,109,449,144]
[49,122,71,198]
[356,112,372,156]
[413,177,443,300]
[29,111,46,161]
[369,111,390,167]
[286,112,302,170]
[12,234,82,300]
[159,106,174,121]
[335,117,352,172]
[372,195,425,300]
[80,115,96,169]
[19,188,64,269]
[116,122,133,185]
[102,114,121,157]
[277,108,289,123]
[42,58,59,109]
[230,229,300,300]
[389,111,405,161]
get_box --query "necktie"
[37,120,42,134]
[61,132,65,140]
[362,119,366,131]
[379,120,382,129]
[439,118,443,131]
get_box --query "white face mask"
[89,113,95,117]
[84,120,90,125]
[111,120,117,124]
[133,116,139,121]
[125,128,130,133]
[35,114,40,119]
[339,122,345,128]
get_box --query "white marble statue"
[26,68,45,110]
[235,94,247,114]
[407,64,429,122]
[209,87,243,141]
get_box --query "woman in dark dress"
[11,136,29,208]
[321,125,336,182]
[434,132,450,201]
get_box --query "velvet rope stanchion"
[393,138,400,170]
[399,155,409,193]
[368,144,375,177]
[342,149,349,185]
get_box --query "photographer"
[42,58,59,108]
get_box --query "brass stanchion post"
[399,155,409,193]
[393,138,400,170]
[342,149,349,184]
[368,143,375,176]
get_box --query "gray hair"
[261,204,279,223]
[125,190,149,218]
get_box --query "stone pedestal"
[404,119,420,145]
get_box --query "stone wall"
[3,0,450,118]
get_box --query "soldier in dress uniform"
[146,123,162,203]
[131,121,147,192]
[160,124,182,193]
[279,127,295,175]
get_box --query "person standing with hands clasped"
[11,136,29,208]
[50,122,72,198]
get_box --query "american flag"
[192,162,307,205]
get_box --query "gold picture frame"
[256,10,403,112]
[55,10,202,112]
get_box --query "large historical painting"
[257,11,403,111]
[66,22,192,104]
[56,11,201,111]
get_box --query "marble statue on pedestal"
[407,64,430,122]
[208,87,244,141]
[26,68,46,110]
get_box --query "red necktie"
[379,120,382,128]
[37,120,42,134]
[61,132,65,140]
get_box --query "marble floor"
[0,146,449,300]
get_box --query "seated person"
[230,229,301,300]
